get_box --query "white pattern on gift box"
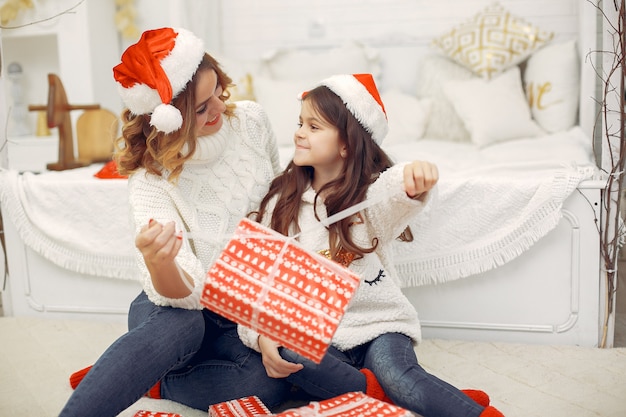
[201,218,361,363]
[133,410,183,417]
[208,395,273,417]
[276,392,412,417]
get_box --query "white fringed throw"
[392,161,596,287]
[0,165,139,280]
[0,127,600,286]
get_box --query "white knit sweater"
[238,163,434,351]
[128,101,281,309]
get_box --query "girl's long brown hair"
[114,53,236,182]
[252,86,403,262]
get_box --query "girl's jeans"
[59,291,292,417]
[280,332,484,417]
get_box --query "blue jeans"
[59,291,292,417]
[280,333,484,417]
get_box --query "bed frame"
[0,177,608,346]
[403,180,607,346]
[0,0,615,346]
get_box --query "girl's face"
[194,69,226,137]
[293,99,347,185]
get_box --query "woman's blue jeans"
[59,291,292,417]
[280,332,484,417]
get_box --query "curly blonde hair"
[114,53,236,182]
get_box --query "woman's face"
[194,69,226,136]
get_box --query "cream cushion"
[253,76,316,147]
[523,40,580,133]
[443,66,544,147]
[381,90,431,145]
[416,55,476,142]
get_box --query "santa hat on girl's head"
[113,27,205,134]
[300,73,388,144]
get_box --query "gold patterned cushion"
[432,2,554,79]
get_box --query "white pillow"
[523,40,580,133]
[252,76,316,147]
[213,54,261,101]
[443,66,544,147]
[416,54,476,142]
[380,90,431,145]
[258,41,381,81]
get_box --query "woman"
[59,27,292,416]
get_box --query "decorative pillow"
[443,66,544,147]
[258,40,381,81]
[432,2,554,79]
[94,160,127,179]
[523,40,580,133]
[213,54,260,102]
[416,54,476,142]
[380,90,431,145]
[253,76,317,147]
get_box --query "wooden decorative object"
[28,73,100,171]
[76,109,118,164]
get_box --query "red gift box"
[209,395,272,417]
[276,392,412,416]
[201,218,361,363]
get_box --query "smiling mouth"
[205,114,221,126]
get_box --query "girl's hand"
[403,160,439,200]
[258,335,304,378]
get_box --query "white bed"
[0,0,614,347]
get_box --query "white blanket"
[392,161,595,286]
[0,127,600,285]
[0,165,139,280]
[384,127,600,286]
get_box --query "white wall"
[0,0,594,151]
[132,0,582,95]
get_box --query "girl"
[59,27,292,416]
[239,73,505,417]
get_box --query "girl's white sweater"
[239,164,434,351]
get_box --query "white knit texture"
[129,101,281,309]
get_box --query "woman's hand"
[135,219,191,298]
[136,219,182,266]
[258,335,304,378]
[403,160,439,200]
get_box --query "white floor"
[1,260,625,417]
[0,315,625,417]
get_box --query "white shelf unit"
[0,0,122,169]
[6,135,58,173]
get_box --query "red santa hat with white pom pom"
[299,73,388,144]
[113,27,205,134]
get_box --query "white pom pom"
[150,103,183,134]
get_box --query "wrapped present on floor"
[201,218,361,363]
[276,392,412,417]
[209,395,272,417]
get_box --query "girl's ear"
[340,144,348,159]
